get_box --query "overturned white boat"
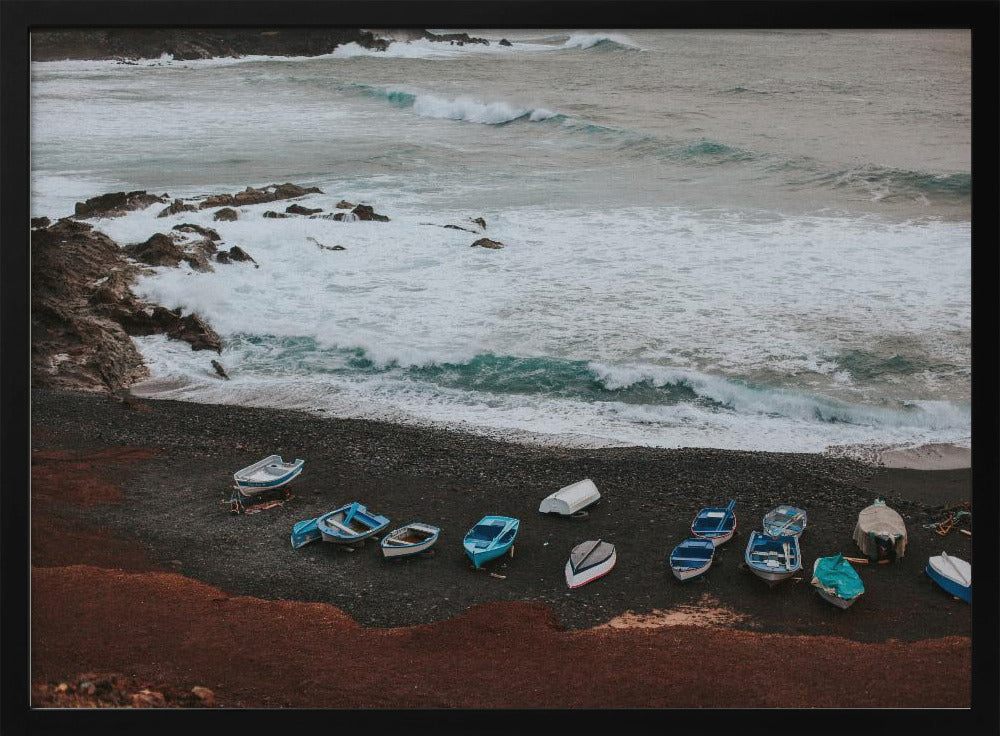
[540,479,601,517]
[565,539,616,588]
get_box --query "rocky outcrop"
[215,246,256,265]
[213,207,238,222]
[286,204,322,216]
[172,223,220,241]
[124,233,185,267]
[32,216,51,229]
[157,199,198,218]
[499,38,513,47]
[74,190,168,218]
[471,238,504,250]
[263,211,288,219]
[32,219,221,392]
[349,204,389,222]
[197,183,322,211]
[31,29,392,62]
[335,200,354,209]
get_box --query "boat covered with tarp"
[853,499,907,562]
[811,553,864,609]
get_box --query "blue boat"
[745,530,801,585]
[290,517,322,549]
[926,552,971,603]
[763,505,807,538]
[463,516,519,569]
[669,538,716,581]
[316,502,390,545]
[691,500,737,547]
[233,455,304,493]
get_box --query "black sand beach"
[31,389,972,642]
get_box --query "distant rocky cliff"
[30,28,391,62]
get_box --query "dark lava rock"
[32,216,51,229]
[157,199,198,218]
[31,219,223,392]
[172,223,221,241]
[213,208,238,222]
[499,38,512,47]
[351,204,390,222]
[286,204,323,216]
[216,246,256,265]
[211,360,230,380]
[471,238,504,249]
[263,211,288,219]
[201,194,236,209]
[31,29,392,62]
[472,217,487,230]
[74,190,167,219]
[124,234,185,267]
[335,200,354,209]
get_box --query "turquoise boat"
[316,502,390,545]
[463,516,519,569]
[290,517,322,549]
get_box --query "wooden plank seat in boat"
[672,557,711,563]
[323,517,366,535]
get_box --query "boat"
[852,499,907,562]
[811,554,864,609]
[745,530,801,585]
[290,517,322,549]
[668,538,716,581]
[380,523,441,559]
[233,455,304,494]
[691,500,737,547]
[926,551,971,603]
[539,479,601,517]
[463,516,519,569]
[316,502,390,545]
[565,539,616,588]
[763,505,807,538]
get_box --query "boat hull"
[290,518,321,549]
[380,525,440,558]
[565,548,616,588]
[692,528,734,547]
[465,542,513,569]
[926,562,971,603]
[316,503,390,545]
[814,586,859,609]
[671,561,711,581]
[745,532,801,586]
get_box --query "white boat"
[380,523,440,558]
[926,551,971,603]
[540,479,601,517]
[745,531,801,585]
[565,539,616,588]
[233,455,303,494]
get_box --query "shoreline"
[30,388,973,707]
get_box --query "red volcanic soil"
[32,566,969,709]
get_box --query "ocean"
[30,29,972,454]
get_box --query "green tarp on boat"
[812,553,865,600]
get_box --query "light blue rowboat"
[745,530,802,585]
[926,551,971,603]
[316,502,390,545]
[763,505,807,538]
[669,538,716,581]
[691,500,737,546]
[463,516,519,569]
[234,455,304,493]
[290,517,322,549]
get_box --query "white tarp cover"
[539,479,601,515]
[853,502,908,558]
